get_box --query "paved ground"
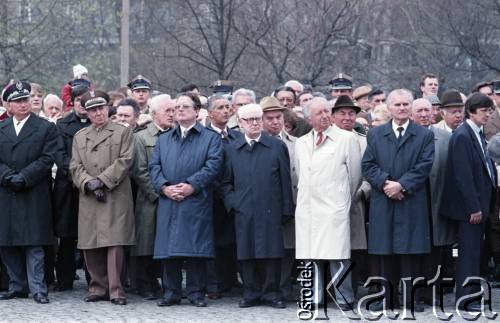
[0,272,499,322]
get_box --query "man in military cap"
[434,90,464,133]
[210,80,234,96]
[0,81,59,304]
[329,73,353,98]
[260,96,298,301]
[127,75,152,114]
[70,90,135,305]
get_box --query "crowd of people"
[0,64,500,314]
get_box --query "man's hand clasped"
[383,180,405,201]
[84,179,107,202]
[162,183,195,202]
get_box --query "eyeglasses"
[241,117,262,123]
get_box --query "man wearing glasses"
[222,103,293,309]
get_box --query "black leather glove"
[84,179,104,194]
[8,174,26,192]
[1,171,16,187]
[93,189,107,202]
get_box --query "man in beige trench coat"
[70,90,135,305]
[295,97,362,309]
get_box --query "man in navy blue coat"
[440,93,496,311]
[222,103,294,309]
[362,89,434,312]
[149,92,223,307]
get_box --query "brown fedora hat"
[440,89,464,108]
[332,95,361,113]
[260,96,286,112]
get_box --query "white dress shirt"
[13,115,30,136]
[392,119,409,138]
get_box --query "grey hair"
[412,98,431,110]
[149,94,172,114]
[232,88,256,103]
[386,88,414,107]
[207,94,229,111]
[43,93,63,107]
[303,97,329,118]
[284,80,304,92]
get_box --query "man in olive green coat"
[70,90,135,305]
[131,94,175,299]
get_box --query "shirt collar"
[392,119,409,133]
[466,118,482,135]
[210,124,228,135]
[245,133,261,145]
[13,114,30,126]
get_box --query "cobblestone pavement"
[0,272,499,322]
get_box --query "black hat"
[80,90,110,110]
[127,75,151,91]
[440,90,464,108]
[493,80,500,94]
[329,73,353,90]
[471,81,492,93]
[210,80,233,94]
[71,78,91,90]
[332,95,361,113]
[2,81,31,102]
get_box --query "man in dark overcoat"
[52,84,90,291]
[205,94,241,298]
[0,81,58,304]
[222,103,294,309]
[362,89,434,312]
[441,93,496,311]
[149,92,223,307]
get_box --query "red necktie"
[316,131,323,147]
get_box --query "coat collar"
[234,131,272,149]
[146,121,166,137]
[381,119,418,147]
[462,121,490,174]
[173,122,204,139]
[0,113,40,145]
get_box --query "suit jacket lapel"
[464,122,489,175]
[14,114,38,146]
[397,121,416,149]
[381,122,398,146]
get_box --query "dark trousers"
[83,246,125,299]
[456,221,484,303]
[55,238,77,289]
[162,258,206,301]
[422,245,454,303]
[378,254,422,308]
[0,246,47,295]
[43,244,56,286]
[280,249,296,300]
[240,258,282,302]
[206,244,238,293]
[132,255,159,293]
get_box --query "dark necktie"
[397,126,404,142]
[249,139,256,147]
[221,129,228,139]
[480,130,495,184]
[316,132,323,147]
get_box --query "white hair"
[303,97,329,118]
[412,98,431,110]
[386,89,413,107]
[43,93,63,107]
[237,103,263,118]
[232,88,256,103]
[149,94,173,114]
[284,80,304,92]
